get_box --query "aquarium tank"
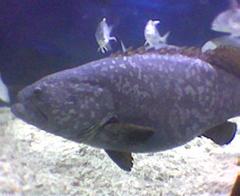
[0,0,240,196]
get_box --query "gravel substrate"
[0,107,239,196]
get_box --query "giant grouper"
[11,46,240,171]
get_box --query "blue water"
[0,0,230,98]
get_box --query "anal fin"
[105,150,133,171]
[203,121,237,145]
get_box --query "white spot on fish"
[80,104,85,109]
[52,110,59,115]
[129,71,134,77]
[185,70,192,79]
[184,85,196,96]
[150,54,157,59]
[101,66,108,72]
[122,79,131,93]
[73,84,80,89]
[115,76,123,91]
[142,55,149,60]
[149,82,155,94]
[143,74,149,83]
[89,97,95,103]
[197,86,204,94]
[92,63,101,68]
[119,64,127,69]
[78,113,84,118]
[168,63,175,72]
[128,58,137,68]
[177,78,185,84]
[190,68,196,76]
[69,109,76,115]
[158,65,163,71]
[90,111,96,118]
[73,124,79,130]
[136,67,143,80]
[206,80,213,87]
[175,86,183,98]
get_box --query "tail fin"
[160,31,170,44]
[206,46,240,78]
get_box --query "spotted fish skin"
[12,49,240,153]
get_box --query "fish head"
[11,76,114,140]
[146,20,160,26]
[152,20,160,26]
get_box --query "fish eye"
[33,87,42,97]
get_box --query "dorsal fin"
[205,46,240,78]
[111,45,208,61]
[112,45,240,78]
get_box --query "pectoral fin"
[105,150,133,171]
[99,114,155,144]
[103,123,155,145]
[203,121,237,145]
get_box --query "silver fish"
[212,0,240,37]
[95,18,117,53]
[144,20,170,49]
[202,35,240,52]
[11,46,239,171]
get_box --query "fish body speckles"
[12,46,240,170]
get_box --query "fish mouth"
[11,103,27,119]
[11,102,48,126]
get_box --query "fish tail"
[161,31,170,43]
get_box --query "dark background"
[0,0,230,99]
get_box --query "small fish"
[0,73,10,103]
[95,18,117,53]
[11,46,240,171]
[202,35,240,52]
[144,20,170,49]
[211,0,240,37]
